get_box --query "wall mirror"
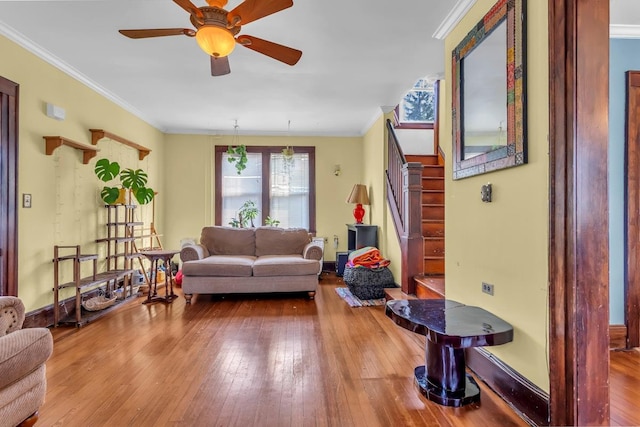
[452,0,527,179]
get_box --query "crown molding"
[610,24,640,39]
[432,0,478,40]
[0,21,162,131]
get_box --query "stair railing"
[385,119,424,294]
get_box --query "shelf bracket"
[43,136,99,164]
[89,129,151,160]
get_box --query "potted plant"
[229,200,259,227]
[94,158,155,205]
[265,216,280,227]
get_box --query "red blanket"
[346,246,390,269]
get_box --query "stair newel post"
[401,162,424,295]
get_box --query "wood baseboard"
[466,347,550,426]
[23,286,117,328]
[610,324,627,349]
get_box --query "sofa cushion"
[255,227,311,256]
[200,226,255,256]
[0,328,53,390]
[182,255,255,277]
[252,255,320,277]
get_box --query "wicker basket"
[82,295,117,311]
[343,266,395,300]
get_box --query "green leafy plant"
[229,200,259,228]
[227,145,247,175]
[264,216,280,227]
[94,158,155,205]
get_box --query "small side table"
[386,299,513,407]
[139,249,179,304]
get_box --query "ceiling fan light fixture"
[196,25,236,57]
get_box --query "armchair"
[0,296,53,427]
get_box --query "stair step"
[423,257,445,275]
[422,204,444,220]
[422,165,445,178]
[422,220,444,237]
[384,287,417,301]
[406,154,439,165]
[424,237,444,257]
[422,190,444,204]
[422,177,444,191]
[414,275,445,299]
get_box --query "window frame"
[214,145,316,233]
[393,79,439,130]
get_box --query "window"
[215,146,316,232]
[394,78,438,129]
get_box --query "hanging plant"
[227,145,247,175]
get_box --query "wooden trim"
[466,348,550,426]
[625,70,640,348]
[89,129,151,160]
[610,324,628,349]
[43,136,99,164]
[433,80,440,155]
[0,76,18,297]
[548,0,610,425]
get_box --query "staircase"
[406,154,445,299]
[386,118,446,298]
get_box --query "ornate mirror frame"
[452,0,527,179]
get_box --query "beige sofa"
[0,296,53,427]
[180,226,323,303]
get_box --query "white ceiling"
[0,1,638,137]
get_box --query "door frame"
[0,76,18,297]
[625,71,640,348]
[548,0,610,425]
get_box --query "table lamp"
[346,184,370,224]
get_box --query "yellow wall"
[0,35,165,311]
[362,113,402,283]
[163,134,365,261]
[443,1,550,391]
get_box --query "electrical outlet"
[482,282,494,296]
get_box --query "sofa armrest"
[0,328,53,389]
[303,242,323,261]
[180,244,209,262]
[0,296,25,336]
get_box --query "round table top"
[386,299,514,348]
[138,249,180,259]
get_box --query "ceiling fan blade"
[237,35,302,66]
[228,0,293,26]
[173,0,204,23]
[211,56,231,76]
[119,28,196,39]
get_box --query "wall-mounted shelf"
[89,129,151,160]
[43,136,99,164]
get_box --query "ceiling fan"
[119,0,302,76]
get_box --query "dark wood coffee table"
[386,299,513,407]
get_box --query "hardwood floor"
[41,274,537,426]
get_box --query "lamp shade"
[346,184,370,205]
[196,25,236,57]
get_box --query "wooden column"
[548,0,610,425]
[400,162,423,295]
